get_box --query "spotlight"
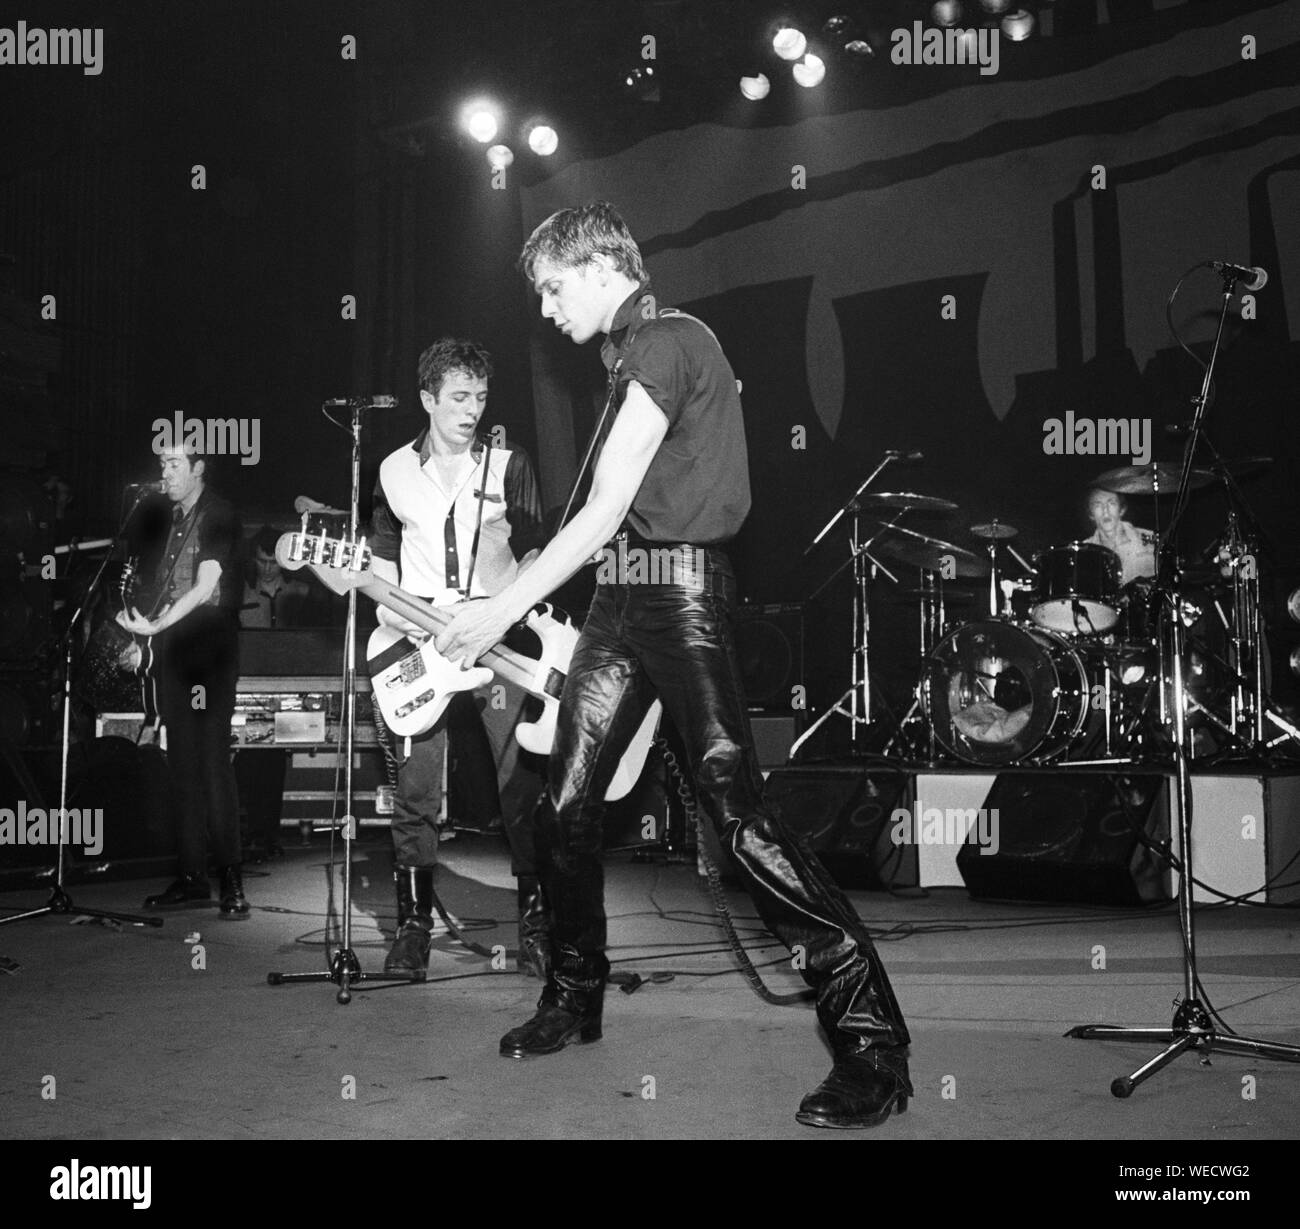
[739,73,771,100]
[486,144,514,170]
[623,65,659,101]
[932,0,964,27]
[843,39,874,61]
[526,125,558,156]
[792,53,825,88]
[1001,8,1036,39]
[979,0,1013,14]
[1291,646,1300,679]
[462,102,500,144]
[1286,587,1300,623]
[773,27,807,61]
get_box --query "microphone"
[125,480,165,493]
[885,449,924,462]
[1207,261,1268,292]
[323,395,398,409]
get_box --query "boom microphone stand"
[267,395,417,1004]
[1067,263,1300,1090]
[0,491,160,931]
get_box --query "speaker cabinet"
[761,766,912,889]
[734,603,803,708]
[957,773,1170,906]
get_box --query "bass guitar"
[275,527,660,802]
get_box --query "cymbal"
[856,492,958,513]
[873,522,990,577]
[1093,462,1214,495]
[969,521,1019,541]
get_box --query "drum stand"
[1067,263,1300,1091]
[791,456,903,759]
[267,398,418,1003]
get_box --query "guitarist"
[438,203,911,1130]
[117,444,248,919]
[369,337,548,977]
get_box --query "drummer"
[1082,487,1156,585]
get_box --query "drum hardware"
[0,484,160,934]
[1030,542,1122,637]
[969,519,1028,618]
[1092,461,1215,496]
[1068,258,1300,1092]
[792,455,932,759]
[854,492,959,514]
[873,521,989,579]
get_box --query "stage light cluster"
[459,97,559,170]
[740,7,1037,99]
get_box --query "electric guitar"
[275,528,661,802]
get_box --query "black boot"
[384,866,435,979]
[218,865,250,920]
[796,1046,912,1129]
[144,873,211,910]
[499,945,606,1058]
[516,875,551,980]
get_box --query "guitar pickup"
[395,689,438,719]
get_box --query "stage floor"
[2,831,1298,1141]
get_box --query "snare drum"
[1030,542,1121,636]
[922,619,1091,766]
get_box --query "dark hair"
[518,201,645,284]
[1086,487,1127,516]
[252,524,280,557]
[418,338,493,400]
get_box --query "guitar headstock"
[276,524,373,595]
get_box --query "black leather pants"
[537,545,909,1051]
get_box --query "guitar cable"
[653,733,814,1007]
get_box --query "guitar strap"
[461,437,492,597]
[555,288,655,534]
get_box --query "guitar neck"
[358,576,540,691]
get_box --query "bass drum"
[923,620,1090,766]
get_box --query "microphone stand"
[0,489,161,931]
[1066,265,1300,1091]
[268,399,417,1003]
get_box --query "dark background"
[3,0,1298,738]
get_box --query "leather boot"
[796,1046,912,1129]
[499,944,606,1058]
[144,872,211,910]
[218,865,250,920]
[516,875,551,980]
[384,866,435,978]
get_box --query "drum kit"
[795,453,1300,769]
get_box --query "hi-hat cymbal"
[856,492,958,513]
[874,522,990,577]
[1093,462,1214,495]
[969,521,1019,541]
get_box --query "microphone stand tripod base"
[1066,999,1300,1099]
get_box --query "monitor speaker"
[956,773,1170,906]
